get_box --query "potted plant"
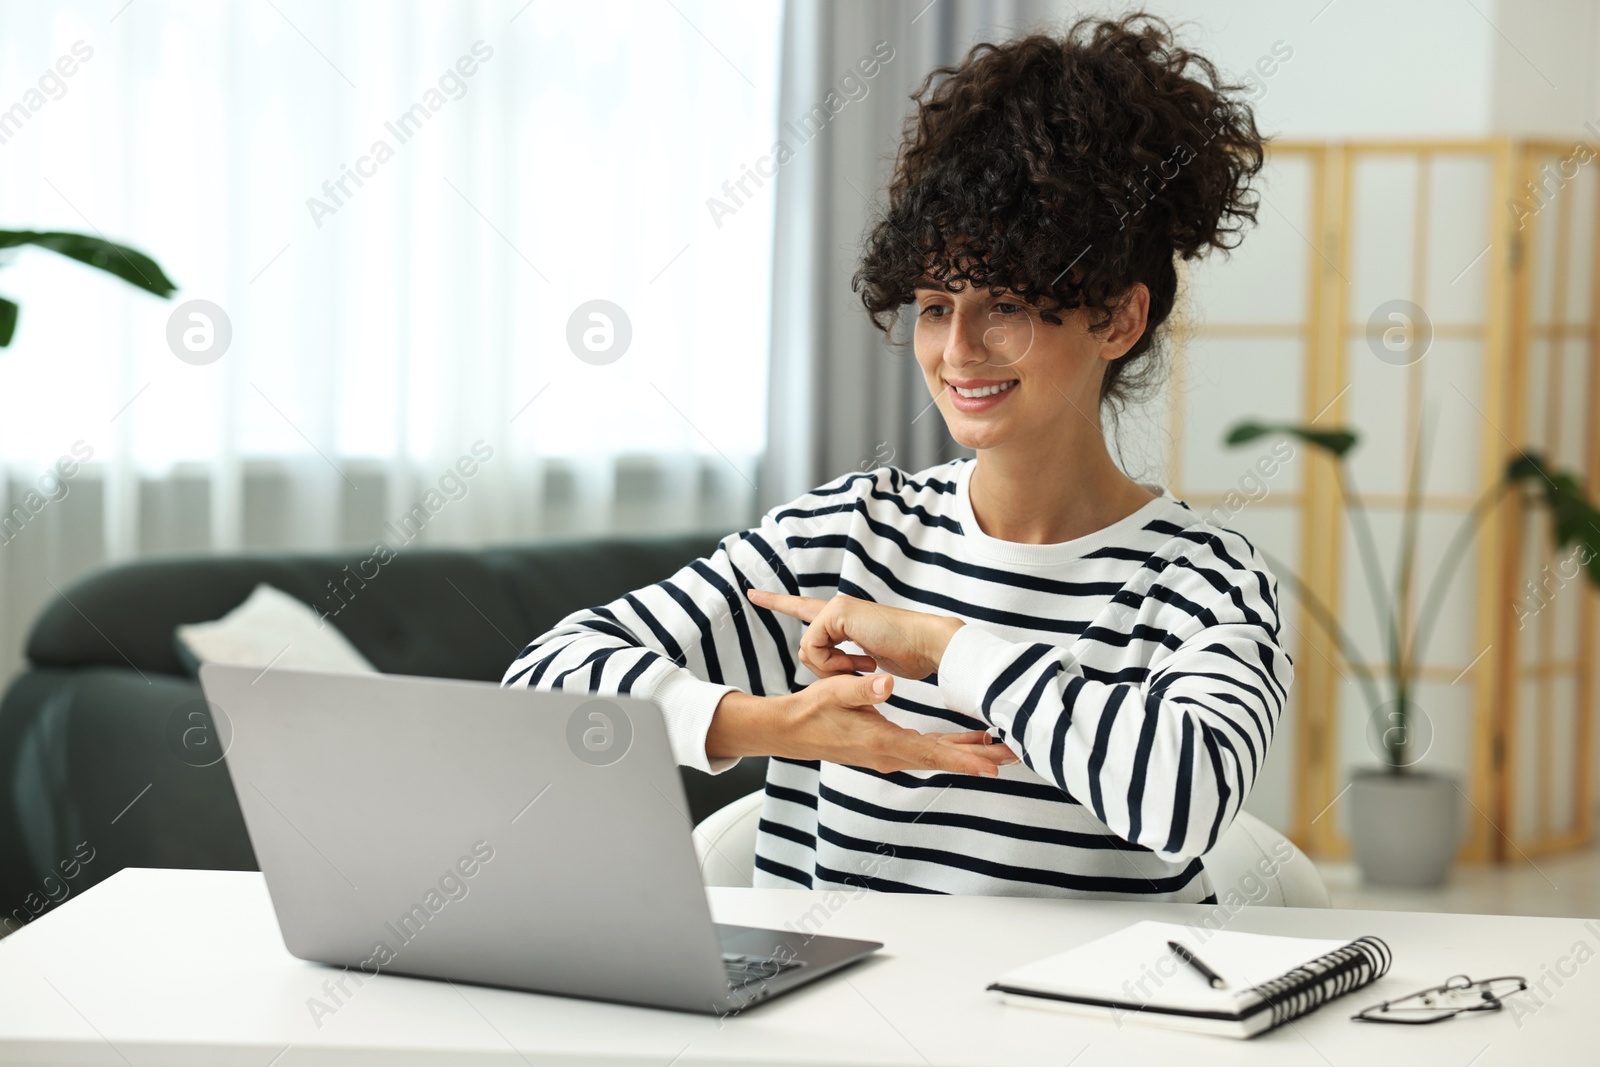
[0,230,174,345]
[1226,421,1600,886]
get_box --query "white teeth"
[952,381,1017,399]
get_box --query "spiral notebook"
[988,920,1392,1038]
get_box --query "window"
[0,0,780,473]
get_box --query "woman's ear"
[1100,283,1151,362]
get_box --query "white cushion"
[175,584,377,674]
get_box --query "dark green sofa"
[0,534,767,931]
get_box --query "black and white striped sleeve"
[937,563,1290,864]
[500,474,866,774]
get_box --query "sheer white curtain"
[0,0,780,683]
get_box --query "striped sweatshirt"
[502,458,1291,901]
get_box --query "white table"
[0,868,1594,1065]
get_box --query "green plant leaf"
[1505,451,1549,483]
[0,229,176,298]
[1224,420,1359,457]
[0,297,15,346]
[1507,450,1600,590]
[1223,421,1273,446]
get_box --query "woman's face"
[913,282,1146,453]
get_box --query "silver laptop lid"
[199,664,733,1011]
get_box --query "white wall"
[1487,0,1600,136]
[1086,0,1596,139]
[1070,0,1496,138]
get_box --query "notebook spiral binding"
[1247,935,1393,1031]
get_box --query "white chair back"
[692,789,1329,908]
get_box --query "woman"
[505,14,1282,902]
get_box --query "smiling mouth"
[948,380,1018,399]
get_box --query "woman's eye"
[992,302,1024,316]
[920,304,950,318]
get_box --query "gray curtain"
[761,0,1070,507]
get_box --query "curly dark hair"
[853,13,1267,408]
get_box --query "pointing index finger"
[746,588,825,623]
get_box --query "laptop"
[198,664,881,1014]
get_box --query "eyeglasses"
[1353,974,1528,1025]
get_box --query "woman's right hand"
[706,674,1019,777]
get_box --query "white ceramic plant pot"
[1347,769,1461,888]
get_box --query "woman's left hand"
[745,589,964,681]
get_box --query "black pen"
[1168,940,1227,989]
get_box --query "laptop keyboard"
[722,952,803,988]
